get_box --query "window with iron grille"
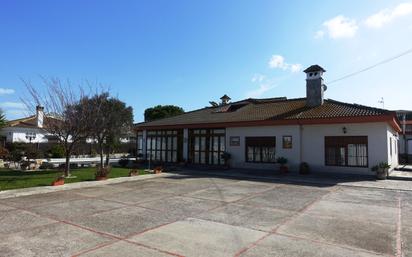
[325,136,368,167]
[245,137,276,163]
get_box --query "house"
[396,110,412,163]
[0,106,52,143]
[135,65,401,174]
[1,105,136,156]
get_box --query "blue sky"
[1,0,412,122]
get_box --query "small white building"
[0,106,52,143]
[135,65,401,175]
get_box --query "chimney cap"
[303,65,326,73]
[220,94,231,100]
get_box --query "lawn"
[0,167,147,191]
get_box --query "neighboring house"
[1,105,135,151]
[396,110,412,163]
[0,106,52,143]
[135,65,401,175]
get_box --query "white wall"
[0,127,49,143]
[301,122,390,174]
[226,125,301,170]
[386,125,399,169]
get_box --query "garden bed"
[0,167,148,191]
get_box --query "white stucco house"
[135,65,401,175]
[0,105,135,147]
[0,106,52,143]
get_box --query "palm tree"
[0,109,6,128]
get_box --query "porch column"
[183,128,189,161]
[142,130,147,159]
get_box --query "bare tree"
[23,78,94,177]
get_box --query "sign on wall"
[229,136,240,146]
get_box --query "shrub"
[299,162,310,175]
[276,157,288,165]
[95,165,111,178]
[49,145,65,158]
[118,156,129,167]
[0,147,9,159]
[221,152,231,161]
[59,163,79,170]
[39,162,55,170]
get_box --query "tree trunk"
[105,146,110,166]
[64,153,70,177]
[64,143,71,177]
[99,143,104,168]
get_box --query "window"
[282,136,292,149]
[390,137,393,157]
[325,136,368,167]
[245,137,276,163]
[137,131,143,157]
[189,129,225,165]
[146,130,181,162]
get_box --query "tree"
[23,78,94,177]
[0,109,6,128]
[144,105,184,122]
[86,93,133,169]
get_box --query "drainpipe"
[403,114,408,163]
[299,123,303,166]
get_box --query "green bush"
[49,145,65,158]
[118,156,129,167]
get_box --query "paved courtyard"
[0,173,411,257]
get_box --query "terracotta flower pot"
[154,166,163,174]
[51,179,64,186]
[280,165,289,173]
[95,176,108,181]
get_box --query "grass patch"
[0,167,148,191]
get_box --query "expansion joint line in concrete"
[396,191,403,257]
[233,186,338,257]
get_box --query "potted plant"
[95,165,111,180]
[129,169,139,177]
[372,162,390,180]
[299,162,310,175]
[153,166,163,174]
[221,152,231,169]
[51,175,65,186]
[277,157,288,173]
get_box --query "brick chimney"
[304,65,327,107]
[36,105,44,128]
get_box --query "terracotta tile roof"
[7,116,38,128]
[136,97,394,129]
[6,115,59,129]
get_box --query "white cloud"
[0,88,15,95]
[322,15,358,39]
[246,82,276,98]
[290,64,302,73]
[314,30,325,39]
[268,55,286,69]
[268,55,302,73]
[0,101,26,109]
[251,73,266,83]
[365,2,412,28]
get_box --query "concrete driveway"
[0,173,411,257]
